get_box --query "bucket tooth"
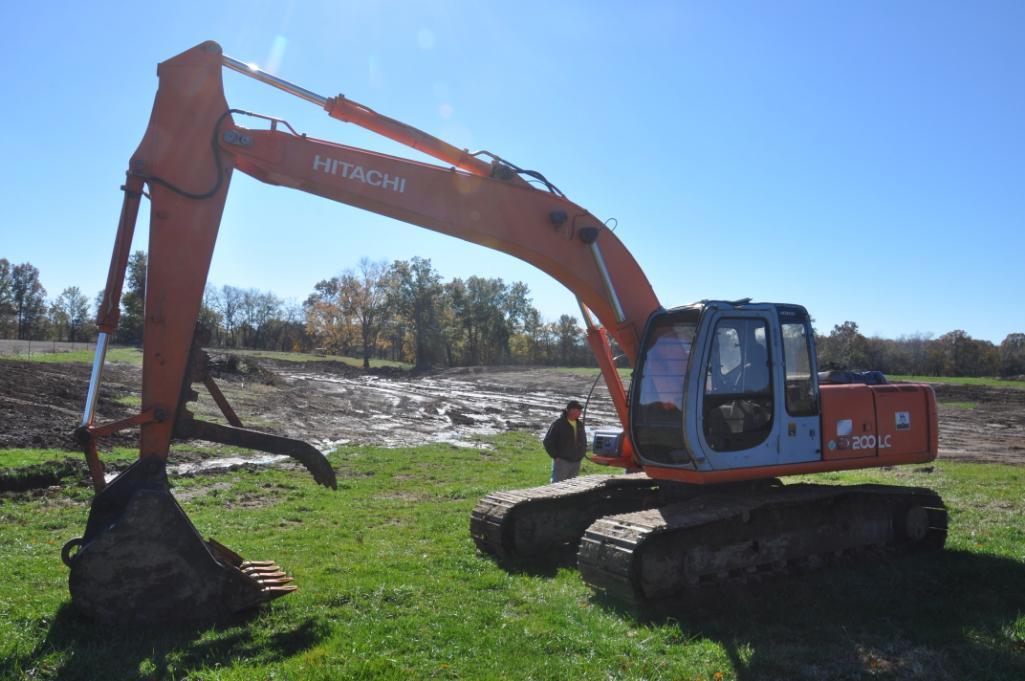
[239,560,277,568]
[62,456,301,624]
[244,568,288,579]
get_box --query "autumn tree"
[895,332,934,376]
[238,289,282,347]
[553,314,585,366]
[198,285,224,345]
[817,321,869,370]
[935,330,983,377]
[304,277,357,355]
[216,285,246,348]
[11,262,47,339]
[50,286,93,341]
[511,306,544,364]
[347,259,391,368]
[1000,333,1025,377]
[447,277,505,364]
[0,258,14,337]
[389,257,444,369]
[271,301,309,352]
[117,251,147,346]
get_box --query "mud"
[257,361,623,451]
[1,357,1024,472]
[0,360,137,450]
[931,383,1025,465]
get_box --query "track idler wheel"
[62,456,296,624]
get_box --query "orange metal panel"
[873,386,932,459]
[130,43,234,459]
[820,385,878,460]
[641,448,936,485]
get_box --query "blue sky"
[2,1,1022,343]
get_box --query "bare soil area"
[931,383,1025,465]
[0,361,136,450]
[1,355,1023,466]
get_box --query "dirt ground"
[930,383,1025,464]
[0,361,136,450]
[1,355,1023,466]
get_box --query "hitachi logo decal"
[312,155,406,193]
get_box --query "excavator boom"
[83,41,655,483]
[68,41,658,622]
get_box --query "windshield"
[631,309,699,465]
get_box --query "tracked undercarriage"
[472,478,947,604]
[471,474,679,562]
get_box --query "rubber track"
[470,474,676,562]
[578,483,947,605]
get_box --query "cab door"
[629,308,701,467]
[776,307,822,464]
[691,311,779,468]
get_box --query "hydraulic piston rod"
[80,332,110,428]
[221,54,329,108]
[221,51,496,178]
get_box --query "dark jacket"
[543,411,587,462]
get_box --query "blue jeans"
[551,458,581,483]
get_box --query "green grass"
[0,447,138,471]
[554,366,632,380]
[0,436,1023,680]
[0,346,412,371]
[938,401,978,410]
[113,394,142,408]
[0,444,235,472]
[225,348,411,370]
[0,346,143,366]
[891,374,1025,390]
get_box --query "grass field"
[1,434,1023,680]
[890,374,1025,390]
[217,348,411,370]
[554,366,632,380]
[0,346,413,371]
[937,401,977,410]
[0,346,144,366]
[6,343,1024,394]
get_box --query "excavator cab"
[630,301,822,471]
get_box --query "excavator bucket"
[61,455,295,624]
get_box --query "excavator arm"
[65,41,661,623]
[83,41,658,480]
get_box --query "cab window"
[782,322,818,416]
[631,311,698,464]
[702,318,773,452]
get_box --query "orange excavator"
[66,41,946,623]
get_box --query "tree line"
[816,321,1025,378]
[290,255,591,369]
[0,259,93,342]
[3,253,1024,377]
[0,253,592,368]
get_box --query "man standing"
[543,400,587,483]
